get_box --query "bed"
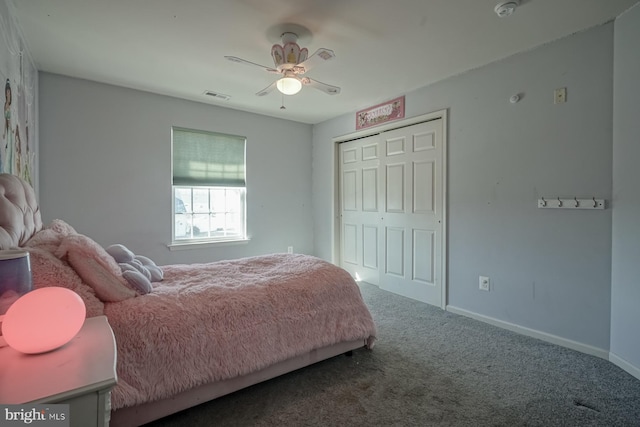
[0,173,377,426]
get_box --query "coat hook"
[541,197,547,207]
[574,197,579,207]
[593,197,597,208]
[557,197,562,207]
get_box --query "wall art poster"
[1,1,37,186]
[356,96,405,130]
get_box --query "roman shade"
[172,127,246,187]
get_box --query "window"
[172,127,246,244]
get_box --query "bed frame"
[0,174,371,426]
[109,339,365,426]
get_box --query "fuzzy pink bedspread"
[105,253,376,410]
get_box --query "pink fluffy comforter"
[105,253,377,410]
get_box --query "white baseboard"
[609,352,640,381]
[446,305,610,360]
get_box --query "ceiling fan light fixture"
[276,76,302,95]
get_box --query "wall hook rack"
[538,197,605,210]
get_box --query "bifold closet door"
[339,118,444,307]
[378,119,443,306]
[339,133,381,286]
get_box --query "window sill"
[167,238,250,251]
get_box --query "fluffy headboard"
[0,174,42,250]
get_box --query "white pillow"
[122,270,152,295]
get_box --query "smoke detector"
[494,1,519,17]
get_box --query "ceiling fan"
[225,31,341,97]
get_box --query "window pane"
[192,213,211,235]
[193,188,210,213]
[175,188,190,212]
[212,190,225,212]
[175,213,188,238]
[173,186,245,242]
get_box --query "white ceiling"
[11,0,639,124]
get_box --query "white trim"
[331,142,341,265]
[446,305,610,360]
[167,238,250,251]
[609,352,640,381]
[439,112,448,309]
[332,110,449,309]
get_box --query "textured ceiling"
[11,0,639,124]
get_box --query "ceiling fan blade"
[302,77,341,95]
[296,48,336,73]
[256,81,277,96]
[225,56,280,74]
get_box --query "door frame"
[332,109,448,309]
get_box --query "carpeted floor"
[146,282,640,426]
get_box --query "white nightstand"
[0,315,117,427]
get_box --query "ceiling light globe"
[277,77,302,95]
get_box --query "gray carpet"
[146,282,640,426]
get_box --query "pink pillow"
[24,228,64,251]
[67,251,136,302]
[25,219,79,250]
[26,247,105,317]
[55,234,136,302]
[48,219,77,236]
[56,234,124,278]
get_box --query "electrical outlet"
[479,276,490,291]
[554,87,567,104]
[287,246,293,254]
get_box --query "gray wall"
[35,14,638,375]
[611,4,640,372]
[313,23,614,351]
[39,73,313,265]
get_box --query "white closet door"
[340,133,381,286]
[339,118,444,307]
[379,119,443,306]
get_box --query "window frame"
[169,127,248,248]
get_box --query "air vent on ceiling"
[203,91,231,101]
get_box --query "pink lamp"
[1,287,86,354]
